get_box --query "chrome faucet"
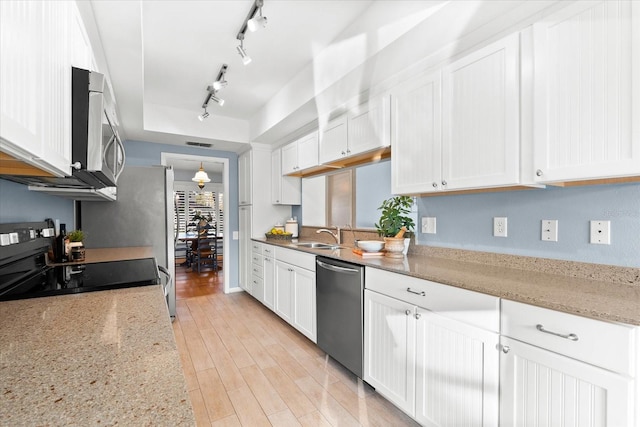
[316,226,341,244]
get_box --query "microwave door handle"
[113,136,126,182]
[102,134,115,174]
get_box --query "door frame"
[161,152,230,293]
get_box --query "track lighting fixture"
[236,37,252,65]
[247,1,267,32]
[236,0,266,65]
[211,63,228,91]
[211,94,225,106]
[198,107,209,121]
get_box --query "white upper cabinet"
[271,148,301,205]
[391,71,442,195]
[0,1,92,177]
[347,96,390,156]
[281,130,319,175]
[319,115,348,164]
[442,32,521,190]
[320,96,390,165]
[533,0,640,183]
[238,150,252,205]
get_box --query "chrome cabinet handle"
[414,313,421,320]
[406,287,425,296]
[536,324,579,341]
[536,169,543,177]
[502,345,510,354]
[432,182,438,188]
[441,180,447,186]
[405,309,411,316]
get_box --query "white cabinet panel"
[296,130,319,170]
[348,96,390,156]
[238,151,252,205]
[292,266,316,342]
[271,148,301,205]
[364,290,416,416]
[319,115,348,164]
[281,142,298,175]
[416,309,499,427]
[391,71,442,194]
[238,205,252,293]
[500,337,634,427]
[262,255,275,310]
[275,260,294,323]
[533,1,640,183]
[442,32,520,190]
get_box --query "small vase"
[402,237,410,255]
[384,237,405,259]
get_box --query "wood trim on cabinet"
[0,152,56,177]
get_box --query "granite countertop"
[0,286,195,426]
[48,246,155,266]
[256,238,640,326]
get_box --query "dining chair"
[193,224,218,273]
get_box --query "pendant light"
[192,162,211,189]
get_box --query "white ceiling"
[87,0,559,154]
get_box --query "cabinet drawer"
[250,263,264,279]
[251,274,263,289]
[262,244,275,258]
[251,253,263,266]
[366,267,499,332]
[501,300,636,375]
[251,242,262,253]
[275,246,315,271]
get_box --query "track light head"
[247,14,267,32]
[212,80,228,91]
[236,43,252,65]
[211,94,225,106]
[198,108,209,121]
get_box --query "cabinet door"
[0,1,43,161]
[415,309,499,427]
[292,266,316,342]
[41,0,73,176]
[238,151,252,205]
[270,149,283,204]
[319,115,348,164]
[297,130,319,170]
[364,290,416,416]
[533,1,640,183]
[238,206,252,293]
[262,256,275,310]
[274,261,294,323]
[281,142,298,175]
[391,71,442,194]
[348,96,390,156]
[442,32,520,190]
[500,337,634,427]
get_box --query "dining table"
[177,232,223,267]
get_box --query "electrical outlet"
[422,217,436,234]
[590,220,610,244]
[493,217,507,237]
[541,220,558,242]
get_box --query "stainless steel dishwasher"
[316,256,364,378]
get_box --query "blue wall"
[416,182,640,268]
[294,161,639,267]
[0,179,74,226]
[124,140,240,287]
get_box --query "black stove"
[0,221,159,302]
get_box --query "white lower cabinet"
[500,299,638,427]
[262,246,275,310]
[499,337,634,427]
[364,267,500,426]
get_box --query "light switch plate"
[422,217,436,234]
[590,220,610,244]
[541,220,558,242]
[232,231,239,240]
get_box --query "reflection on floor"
[173,264,418,426]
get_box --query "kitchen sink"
[295,242,341,250]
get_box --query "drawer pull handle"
[406,287,426,296]
[536,324,579,341]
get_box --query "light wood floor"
[173,264,419,427]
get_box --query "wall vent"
[186,141,212,148]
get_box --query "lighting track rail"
[201,64,228,109]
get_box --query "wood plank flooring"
[173,265,419,427]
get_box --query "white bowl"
[357,240,385,252]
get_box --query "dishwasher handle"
[316,259,360,274]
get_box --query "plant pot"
[68,241,85,261]
[384,237,405,259]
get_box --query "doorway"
[161,152,230,293]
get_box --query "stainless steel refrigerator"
[80,165,176,316]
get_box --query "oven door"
[0,255,52,298]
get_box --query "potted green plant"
[374,196,415,258]
[191,211,213,233]
[67,229,86,261]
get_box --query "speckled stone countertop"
[256,238,640,326]
[0,286,195,426]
